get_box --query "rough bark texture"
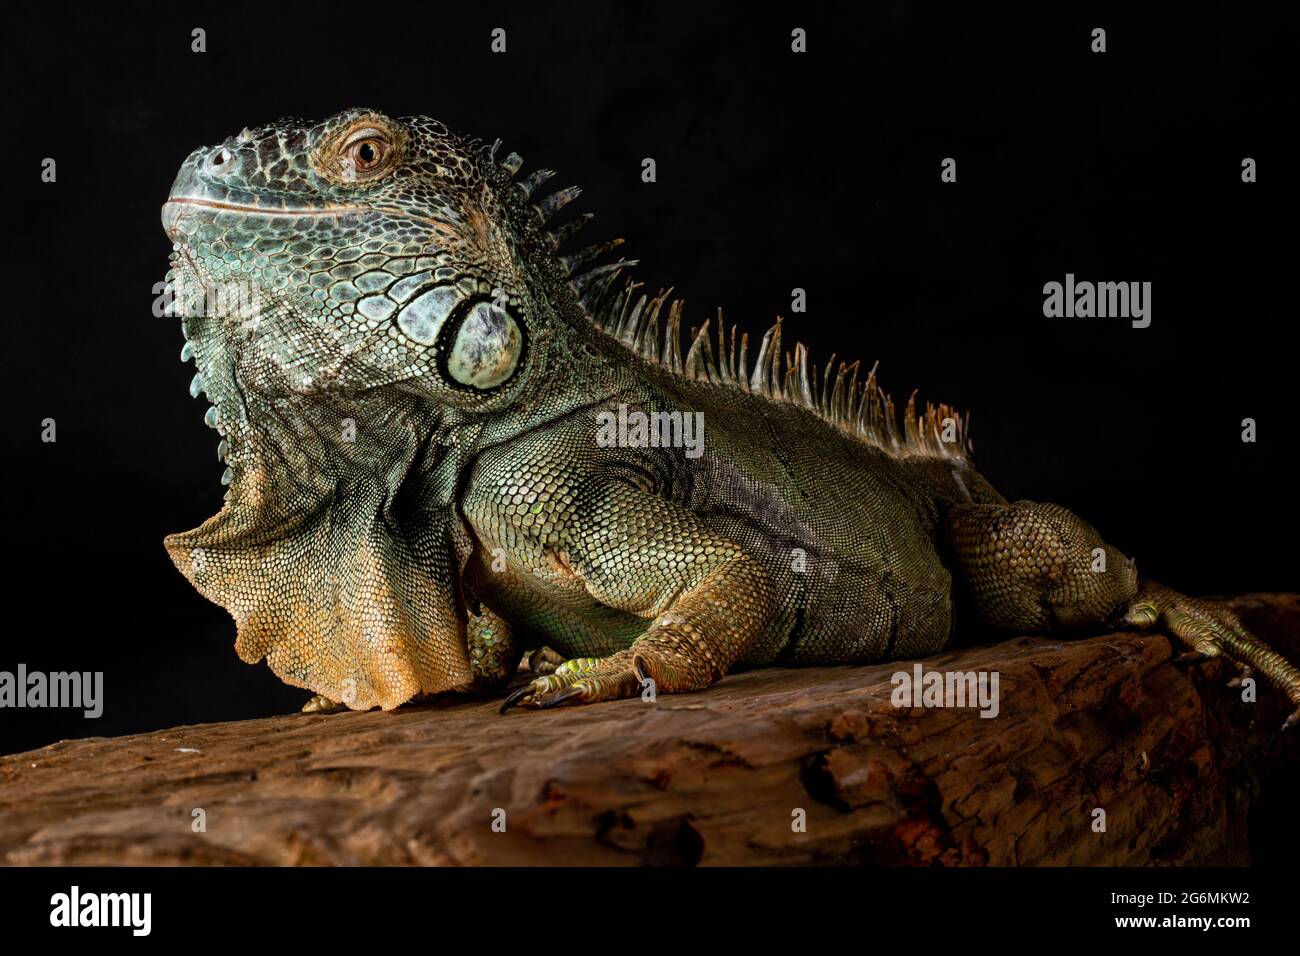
[2,594,1297,866]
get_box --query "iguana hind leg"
[1122,582,1300,729]
[945,500,1300,730]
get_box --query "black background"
[1,1,1292,763]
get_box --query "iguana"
[159,108,1300,728]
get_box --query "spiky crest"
[502,153,973,462]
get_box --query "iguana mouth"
[162,196,367,226]
[162,197,464,241]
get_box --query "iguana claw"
[500,654,644,711]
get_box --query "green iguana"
[159,108,1300,728]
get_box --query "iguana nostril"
[208,148,233,172]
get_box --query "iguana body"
[159,109,1300,727]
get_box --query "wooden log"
[1,594,1297,866]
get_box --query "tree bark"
[2,594,1297,866]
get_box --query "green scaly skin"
[159,109,1300,730]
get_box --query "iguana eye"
[351,138,383,169]
[338,129,392,180]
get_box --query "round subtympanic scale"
[447,302,522,388]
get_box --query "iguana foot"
[1173,649,1254,688]
[519,646,565,675]
[301,694,347,714]
[500,651,650,711]
[1124,583,1300,731]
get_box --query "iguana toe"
[301,694,347,714]
[520,646,566,675]
[500,654,644,711]
[1127,584,1300,732]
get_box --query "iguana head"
[160,108,614,709]
[162,107,551,409]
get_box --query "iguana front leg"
[467,602,518,687]
[945,501,1300,730]
[501,481,776,710]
